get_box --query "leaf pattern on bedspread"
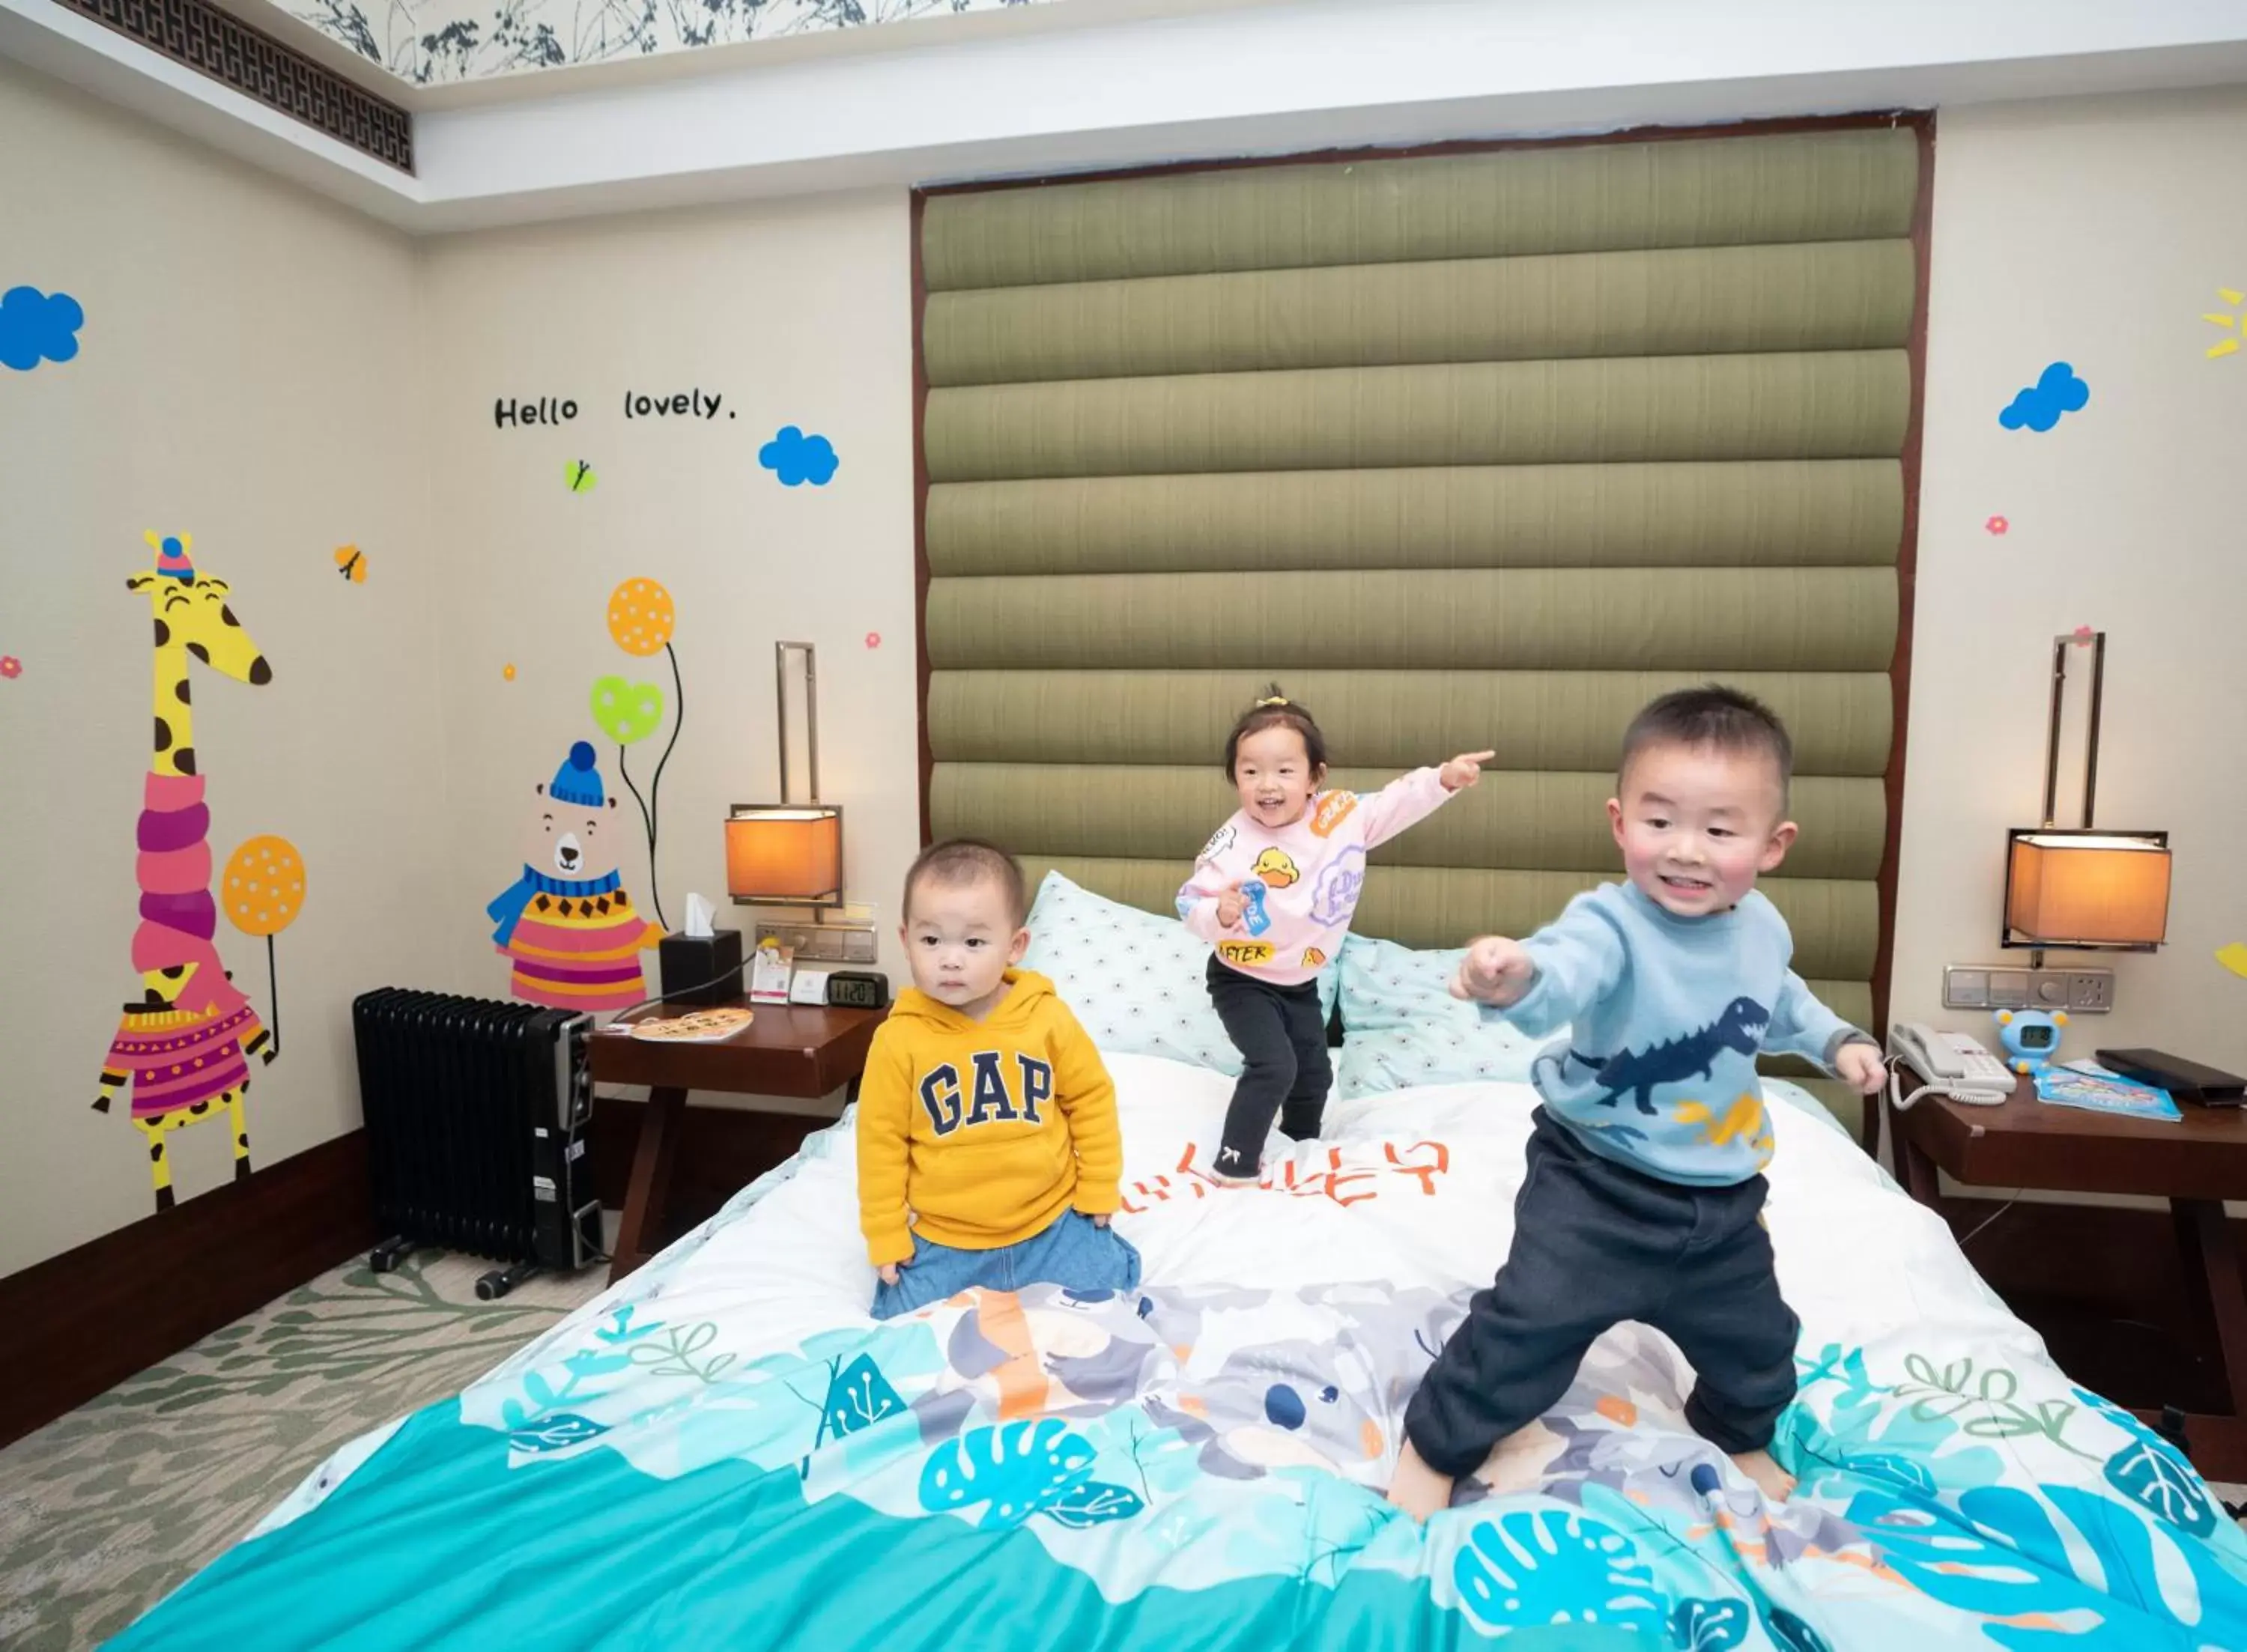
[1452,1506,1666,1634]
[920,1421,1100,1531]
[449,1286,2247,1652]
[92,1075,2247,1652]
[1671,1596,1753,1651]
[2073,1385,2219,1540]
[824,1354,906,1441]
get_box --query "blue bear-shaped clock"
[1994,1007,2068,1077]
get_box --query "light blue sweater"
[1483,881,1869,1186]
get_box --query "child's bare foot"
[1476,1421,1561,1498]
[1729,1448,1795,1501]
[1386,1440,1454,1521]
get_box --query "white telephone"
[1887,1023,2017,1110]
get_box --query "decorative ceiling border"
[62,0,412,169]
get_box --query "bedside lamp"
[2004,631,2171,962]
[2004,829,2171,950]
[726,805,843,907]
[728,641,846,911]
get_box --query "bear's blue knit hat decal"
[550,740,605,808]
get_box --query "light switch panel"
[1944,964,2114,1013]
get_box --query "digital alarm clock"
[1994,1006,2067,1078]
[825,971,891,1010]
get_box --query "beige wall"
[416,195,919,1039]
[0,65,918,1275]
[9,60,2240,1278]
[0,62,444,1274]
[1897,89,2247,1085]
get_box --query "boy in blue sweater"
[1388,687,1887,1517]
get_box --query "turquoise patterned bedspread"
[113,1059,2247,1651]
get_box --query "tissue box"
[658,928,744,1006]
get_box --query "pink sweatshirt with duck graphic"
[1176,768,1455,986]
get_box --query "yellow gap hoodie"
[856,969,1122,1267]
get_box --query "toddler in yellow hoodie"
[858,838,1136,1319]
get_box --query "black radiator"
[350,989,601,1299]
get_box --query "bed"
[114,1036,2247,1650]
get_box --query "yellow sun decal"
[2203,288,2245,358]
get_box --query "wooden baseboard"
[0,1130,378,1451]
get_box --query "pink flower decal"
[1985,515,2009,535]
[0,655,19,678]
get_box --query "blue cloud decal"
[0,286,85,371]
[759,425,840,487]
[1998,361,2089,431]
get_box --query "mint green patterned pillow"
[1021,870,1337,1075]
[1334,932,1549,1097]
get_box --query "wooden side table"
[1890,1063,2247,1476]
[587,999,883,1283]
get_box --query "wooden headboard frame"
[911,111,1934,1160]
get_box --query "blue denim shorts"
[871,1210,1141,1320]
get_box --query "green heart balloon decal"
[591,675,666,745]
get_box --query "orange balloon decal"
[224,835,306,1054]
[224,836,306,936]
[606,577,676,658]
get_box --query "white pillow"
[1333,932,1549,1097]
[1019,869,1336,1075]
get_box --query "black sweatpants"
[1206,956,1331,1176]
[1404,1107,1800,1476]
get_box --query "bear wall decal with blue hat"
[486,738,663,1012]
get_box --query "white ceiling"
[9,0,2247,233]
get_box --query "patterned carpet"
[0,1249,607,1651]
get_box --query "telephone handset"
[1888,1023,2017,1111]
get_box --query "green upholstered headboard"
[917,121,1928,1145]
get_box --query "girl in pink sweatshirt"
[1176,689,1491,1182]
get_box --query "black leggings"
[1206,956,1331,1176]
[1404,1108,1801,1475]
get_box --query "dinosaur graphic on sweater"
[1570,995,1770,1115]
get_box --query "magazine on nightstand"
[2034,1059,2182,1122]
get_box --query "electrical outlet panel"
[1943,964,2116,1014]
[761,924,876,965]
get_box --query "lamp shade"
[2004,829,2171,948]
[727,805,843,905]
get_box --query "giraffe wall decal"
[93,532,279,1212]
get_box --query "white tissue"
[683,893,716,938]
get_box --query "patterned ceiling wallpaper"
[294,0,1055,85]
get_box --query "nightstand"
[587,998,883,1283]
[1890,1062,2247,1476]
